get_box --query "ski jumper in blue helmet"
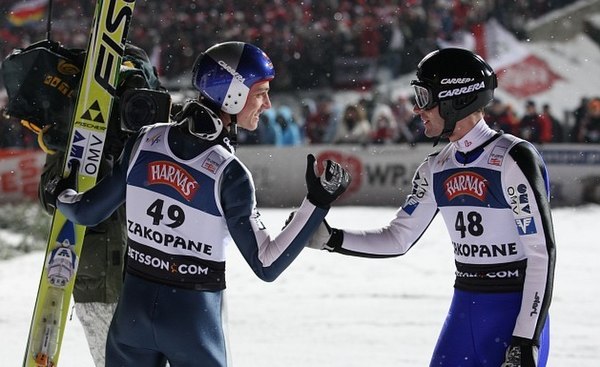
[55,41,350,367]
[308,48,555,367]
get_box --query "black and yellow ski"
[23,1,136,366]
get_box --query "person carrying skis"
[306,48,556,367]
[48,41,351,367]
[35,43,163,367]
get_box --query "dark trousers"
[106,273,228,367]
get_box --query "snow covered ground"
[1,205,599,366]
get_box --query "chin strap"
[433,126,453,147]
[433,106,459,146]
[229,114,238,147]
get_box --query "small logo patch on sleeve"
[202,151,226,174]
[515,217,537,235]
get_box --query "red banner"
[0,149,46,202]
[496,55,563,98]
[450,18,564,99]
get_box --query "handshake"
[280,154,350,252]
[305,154,352,209]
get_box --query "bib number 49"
[146,199,185,228]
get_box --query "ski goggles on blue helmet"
[410,80,437,110]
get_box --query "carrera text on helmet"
[440,77,475,84]
[217,60,246,83]
[439,81,486,99]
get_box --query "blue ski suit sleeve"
[57,136,137,226]
[219,159,327,282]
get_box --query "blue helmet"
[192,42,275,115]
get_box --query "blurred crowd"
[485,97,600,144]
[0,0,578,89]
[1,0,595,148]
[4,91,600,148]
[232,94,600,146]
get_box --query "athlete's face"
[413,104,481,142]
[237,81,272,131]
[413,104,445,139]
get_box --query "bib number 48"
[455,211,483,238]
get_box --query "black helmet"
[192,41,275,115]
[411,48,497,138]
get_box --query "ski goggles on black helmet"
[410,80,437,110]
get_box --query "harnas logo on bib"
[147,161,199,201]
[444,172,487,201]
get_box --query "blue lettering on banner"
[515,217,537,235]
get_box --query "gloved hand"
[44,159,80,209]
[283,212,341,251]
[501,342,538,367]
[305,154,351,209]
[306,219,334,249]
[117,65,148,95]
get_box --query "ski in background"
[22,0,136,366]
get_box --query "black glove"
[117,68,148,94]
[283,212,342,251]
[501,342,538,367]
[306,218,333,249]
[305,154,351,209]
[44,159,80,209]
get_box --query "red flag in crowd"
[7,0,49,27]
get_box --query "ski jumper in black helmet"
[310,48,554,367]
[191,41,275,145]
[411,48,497,141]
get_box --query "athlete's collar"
[453,119,496,153]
